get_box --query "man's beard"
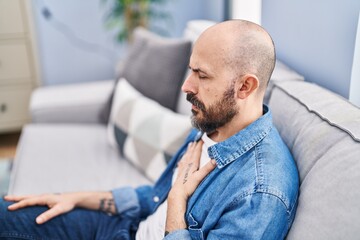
[186,85,238,133]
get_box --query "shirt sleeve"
[112,184,162,220]
[111,186,143,219]
[164,229,191,239]
[206,192,290,240]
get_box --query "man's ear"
[236,74,260,99]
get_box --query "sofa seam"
[273,85,360,143]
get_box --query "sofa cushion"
[108,79,192,182]
[9,124,151,195]
[101,27,192,123]
[183,20,216,42]
[123,27,191,109]
[268,81,360,239]
[31,80,114,124]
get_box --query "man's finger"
[36,206,64,224]
[185,160,217,196]
[8,201,32,210]
[195,159,217,181]
[191,140,203,170]
[4,195,35,202]
[185,142,195,154]
[178,142,195,164]
[194,140,203,157]
[8,197,46,211]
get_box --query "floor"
[0,132,21,159]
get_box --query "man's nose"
[181,74,197,94]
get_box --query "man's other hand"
[5,193,78,224]
[165,140,217,234]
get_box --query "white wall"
[230,0,261,25]
[349,12,360,107]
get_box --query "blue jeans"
[0,199,134,239]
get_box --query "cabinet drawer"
[0,86,32,125]
[0,0,25,35]
[0,42,32,84]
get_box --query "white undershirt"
[136,133,217,239]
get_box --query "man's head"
[182,20,276,134]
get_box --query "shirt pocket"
[187,213,205,240]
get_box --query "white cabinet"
[0,0,40,133]
[0,0,25,35]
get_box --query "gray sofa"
[9,21,360,239]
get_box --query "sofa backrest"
[269,80,360,239]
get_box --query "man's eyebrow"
[188,66,208,74]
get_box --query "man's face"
[182,35,239,133]
[186,85,238,133]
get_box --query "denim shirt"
[112,106,299,240]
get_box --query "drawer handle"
[0,103,7,113]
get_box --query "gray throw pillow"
[108,79,192,182]
[100,27,192,123]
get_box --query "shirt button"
[153,196,160,203]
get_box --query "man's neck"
[208,104,263,142]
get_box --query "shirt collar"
[202,132,217,148]
[207,105,273,169]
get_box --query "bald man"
[0,20,299,240]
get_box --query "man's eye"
[199,75,207,79]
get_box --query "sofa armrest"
[30,80,114,124]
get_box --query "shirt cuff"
[164,229,191,239]
[111,186,140,218]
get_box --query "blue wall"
[32,0,119,86]
[32,0,223,86]
[149,0,224,37]
[262,0,360,98]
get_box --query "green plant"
[102,0,172,42]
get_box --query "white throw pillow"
[108,79,192,182]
